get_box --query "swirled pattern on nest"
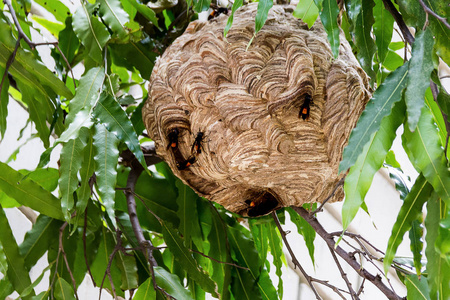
[143,3,371,217]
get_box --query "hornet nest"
[142,3,371,217]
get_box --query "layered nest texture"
[142,3,371,217]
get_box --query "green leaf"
[54,277,76,300]
[426,88,448,149]
[293,0,319,28]
[267,222,283,298]
[66,66,105,125]
[154,266,194,300]
[319,0,340,58]
[231,267,261,300]
[384,174,432,273]
[93,93,147,170]
[31,16,65,37]
[373,0,393,64]
[58,108,94,143]
[93,123,119,225]
[116,251,138,290]
[72,3,110,63]
[98,0,129,39]
[344,0,361,25]
[194,0,211,13]
[224,0,243,37]
[287,207,315,266]
[0,278,13,299]
[405,29,435,130]
[249,220,269,265]
[20,263,54,298]
[0,65,9,139]
[109,41,157,80]
[0,205,33,298]
[133,277,156,299]
[21,168,59,192]
[19,215,61,269]
[123,0,159,27]
[340,62,408,173]
[409,217,424,276]
[405,274,430,300]
[0,241,7,275]
[354,0,376,82]
[382,50,405,71]
[162,222,218,297]
[77,130,95,214]
[402,107,450,204]
[426,0,450,66]
[58,17,80,65]
[255,0,273,34]
[59,127,89,221]
[176,179,202,249]
[425,195,450,300]
[0,162,64,220]
[342,98,406,230]
[33,0,70,23]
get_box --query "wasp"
[299,94,313,120]
[245,191,279,217]
[208,4,228,20]
[167,128,180,150]
[191,132,205,155]
[177,156,196,170]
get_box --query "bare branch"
[58,222,79,300]
[83,206,96,286]
[327,245,359,300]
[189,249,249,270]
[381,0,414,45]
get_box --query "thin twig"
[58,222,79,300]
[271,212,322,300]
[418,0,450,30]
[357,278,366,296]
[327,245,359,300]
[312,177,345,215]
[83,206,96,286]
[99,230,121,300]
[189,249,250,270]
[292,206,405,300]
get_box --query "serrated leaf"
[267,222,283,298]
[384,174,432,273]
[57,108,94,143]
[162,222,218,297]
[405,274,430,300]
[354,0,376,83]
[293,0,319,28]
[255,0,273,34]
[59,127,89,221]
[116,251,138,290]
[409,217,424,276]
[425,195,450,300]
[54,277,75,300]
[154,266,194,300]
[133,277,156,299]
[72,3,110,63]
[0,205,33,298]
[224,0,243,37]
[402,107,450,204]
[319,0,340,58]
[93,123,119,226]
[228,226,277,300]
[0,241,7,275]
[98,0,129,39]
[66,66,105,125]
[19,215,61,269]
[93,92,147,170]
[0,162,64,220]
[193,0,211,13]
[405,29,434,130]
[340,62,408,173]
[0,65,9,139]
[342,98,406,230]
[287,207,315,266]
[373,0,393,64]
[176,179,202,249]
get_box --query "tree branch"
[418,0,450,30]
[291,207,405,300]
[381,0,414,45]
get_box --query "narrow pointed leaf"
[320,0,340,58]
[425,195,450,300]
[0,241,7,275]
[93,123,119,226]
[176,179,202,249]
[59,128,89,221]
[93,93,147,170]
[0,162,64,220]
[409,217,424,276]
[58,17,80,65]
[231,267,261,300]
[342,99,405,230]
[354,0,376,83]
[384,174,432,273]
[162,222,218,297]
[133,277,156,299]
[373,0,393,64]
[116,251,138,290]
[154,266,194,300]
[254,0,273,35]
[0,206,33,298]
[402,107,450,204]
[287,207,316,266]
[123,0,158,27]
[20,263,54,298]
[340,62,408,173]
[98,0,129,39]
[293,0,319,28]
[224,0,243,37]
[405,274,430,300]
[344,0,361,25]
[249,220,269,265]
[66,67,105,125]
[0,64,9,139]
[57,109,94,143]
[72,3,110,63]
[405,28,435,130]
[54,277,75,300]
[77,130,95,213]
[267,222,283,298]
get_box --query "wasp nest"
[143,3,371,217]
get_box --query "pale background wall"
[1,1,449,299]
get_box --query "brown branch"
[312,176,345,215]
[327,245,359,300]
[189,249,249,270]
[381,0,414,46]
[292,207,405,300]
[58,222,79,300]
[418,0,450,30]
[98,230,121,300]
[83,206,96,287]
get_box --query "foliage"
[0,0,449,299]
